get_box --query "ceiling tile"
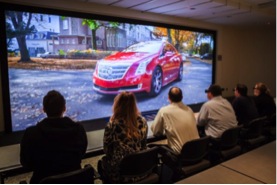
[129,0,181,11]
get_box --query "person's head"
[43,90,66,117]
[253,82,271,96]
[168,87,183,103]
[205,84,222,100]
[234,84,248,97]
[111,91,140,138]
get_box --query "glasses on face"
[253,87,258,90]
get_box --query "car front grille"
[97,63,130,80]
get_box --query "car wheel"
[149,67,162,96]
[176,63,183,81]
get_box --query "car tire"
[176,63,183,81]
[149,66,162,96]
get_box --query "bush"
[66,49,114,59]
[59,49,66,56]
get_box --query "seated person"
[20,90,88,184]
[151,86,199,154]
[197,84,237,138]
[232,83,259,127]
[98,91,148,183]
[253,82,276,118]
[151,87,200,181]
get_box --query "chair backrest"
[246,117,267,138]
[265,113,276,127]
[179,136,210,165]
[39,164,95,184]
[119,146,159,178]
[220,126,242,149]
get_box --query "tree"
[193,32,213,54]
[152,27,167,40]
[171,30,195,52]
[82,19,119,50]
[6,22,15,48]
[6,11,37,62]
[199,43,211,55]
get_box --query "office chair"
[263,113,276,142]
[99,146,160,183]
[39,164,98,184]
[161,136,211,181]
[119,146,160,183]
[240,116,267,151]
[209,126,242,164]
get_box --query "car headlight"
[95,59,104,75]
[135,58,151,75]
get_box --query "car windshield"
[123,41,162,53]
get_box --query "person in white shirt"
[197,84,238,138]
[151,86,199,154]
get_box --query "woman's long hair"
[111,91,140,138]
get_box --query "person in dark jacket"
[232,84,259,126]
[20,90,88,184]
[253,82,276,118]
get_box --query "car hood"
[101,52,155,64]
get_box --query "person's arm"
[20,128,35,170]
[79,124,88,156]
[103,122,114,154]
[151,109,164,137]
[197,105,208,127]
[232,98,241,122]
[140,117,148,149]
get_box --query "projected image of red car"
[93,41,183,96]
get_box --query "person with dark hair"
[232,84,259,126]
[253,82,276,118]
[20,90,88,184]
[151,86,199,154]
[197,84,237,138]
[98,91,148,183]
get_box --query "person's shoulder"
[137,115,147,123]
[60,117,86,133]
[106,119,121,129]
[159,104,173,111]
[63,116,76,123]
[25,125,38,133]
[63,117,81,126]
[202,99,213,107]
[233,96,245,103]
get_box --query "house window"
[107,34,111,47]
[29,34,35,39]
[118,34,123,47]
[38,33,44,39]
[63,19,68,30]
[97,40,102,46]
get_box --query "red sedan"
[92,40,183,96]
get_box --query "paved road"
[8,58,212,131]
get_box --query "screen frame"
[0,2,216,134]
